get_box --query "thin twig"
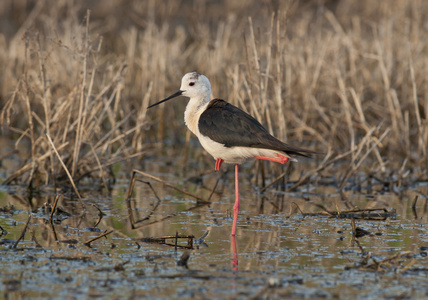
[92,204,104,228]
[13,215,31,248]
[50,194,60,221]
[131,169,211,203]
[288,202,306,217]
[46,134,85,209]
[4,142,69,185]
[83,230,113,247]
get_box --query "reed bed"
[1,0,427,191]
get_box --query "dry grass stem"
[128,170,210,203]
[83,230,114,247]
[46,134,85,208]
[13,215,31,249]
[49,194,60,221]
[0,1,427,191]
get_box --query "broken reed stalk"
[138,234,195,249]
[128,202,209,229]
[46,134,85,209]
[49,194,60,221]
[290,205,394,220]
[288,202,306,217]
[348,238,417,274]
[126,169,211,229]
[13,215,31,249]
[83,230,113,247]
[339,127,391,190]
[397,258,417,275]
[207,174,222,201]
[50,220,58,242]
[92,204,105,228]
[129,170,210,203]
[367,251,414,273]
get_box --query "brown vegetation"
[1,0,427,190]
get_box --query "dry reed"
[1,0,427,194]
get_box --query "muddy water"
[1,158,428,299]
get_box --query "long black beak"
[147,90,183,109]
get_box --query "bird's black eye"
[189,82,195,86]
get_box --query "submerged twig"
[126,169,211,229]
[137,234,195,249]
[126,172,161,227]
[411,195,419,209]
[13,215,31,248]
[50,219,58,241]
[29,229,42,248]
[351,218,356,239]
[208,174,222,201]
[92,204,105,228]
[83,230,113,247]
[288,202,306,217]
[129,169,211,203]
[302,206,395,221]
[49,194,60,221]
[350,251,416,273]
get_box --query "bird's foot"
[215,158,224,171]
[254,154,289,164]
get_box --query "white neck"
[184,95,210,136]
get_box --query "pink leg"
[231,164,239,236]
[215,158,224,171]
[254,153,289,164]
[231,235,238,271]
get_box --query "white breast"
[184,99,209,136]
[197,133,291,164]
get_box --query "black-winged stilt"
[148,72,315,236]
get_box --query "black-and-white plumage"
[148,72,317,236]
[199,99,313,157]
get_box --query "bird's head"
[179,72,211,100]
[148,72,211,109]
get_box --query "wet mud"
[1,159,428,299]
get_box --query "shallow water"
[1,158,428,299]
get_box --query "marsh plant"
[1,0,427,192]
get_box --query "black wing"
[198,99,314,157]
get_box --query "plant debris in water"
[1,0,428,298]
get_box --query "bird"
[148,72,316,236]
